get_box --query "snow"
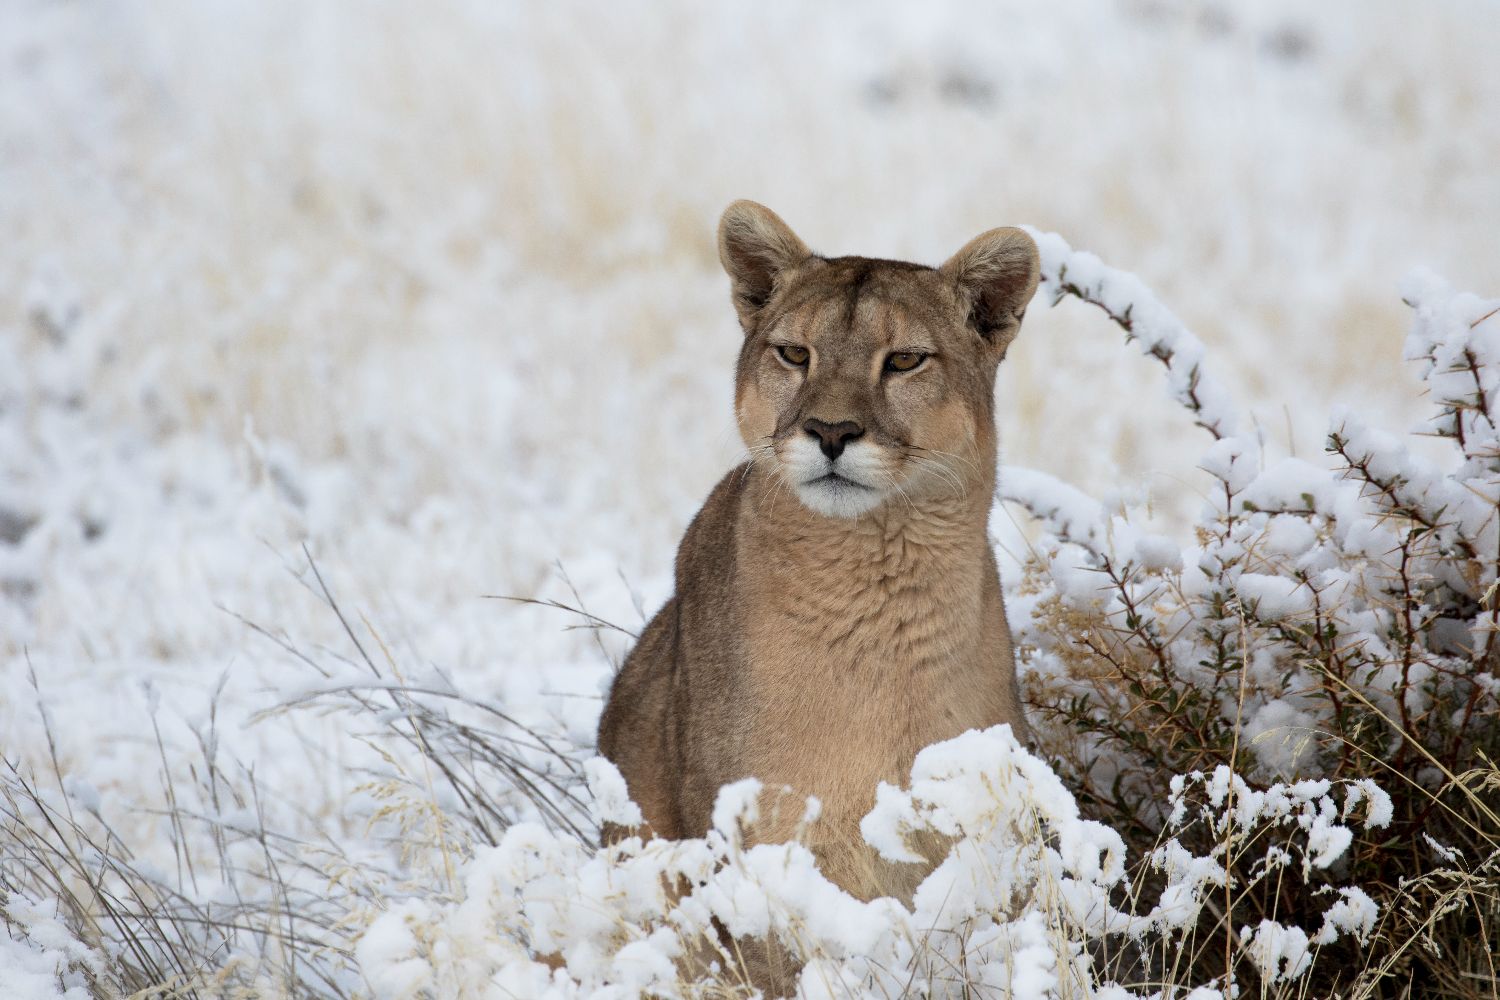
[583,757,644,829]
[1241,919,1312,983]
[999,466,1107,556]
[1164,767,1387,887]
[1243,699,1319,776]
[0,936,91,1000]
[353,900,435,1000]
[1236,572,1313,621]
[1313,887,1378,946]
[1131,534,1183,573]
[0,899,100,1000]
[5,0,1499,995]
[1262,514,1317,557]
[1343,781,1395,830]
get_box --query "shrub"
[1009,232,1500,998]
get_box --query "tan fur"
[598,201,1040,908]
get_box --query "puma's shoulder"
[673,463,749,595]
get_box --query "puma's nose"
[803,419,865,461]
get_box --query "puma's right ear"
[717,200,812,332]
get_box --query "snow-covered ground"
[3,1,1498,995]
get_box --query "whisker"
[879,468,917,517]
[767,466,791,516]
[906,455,966,500]
[739,439,778,487]
[904,445,974,496]
[755,457,793,515]
[756,467,780,507]
[906,444,982,479]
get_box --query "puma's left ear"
[939,227,1040,354]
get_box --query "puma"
[598,200,1038,903]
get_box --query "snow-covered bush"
[353,730,1390,999]
[1009,232,1500,996]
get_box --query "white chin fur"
[793,476,886,518]
[780,436,888,518]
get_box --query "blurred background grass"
[7,0,1498,492]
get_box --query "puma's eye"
[776,344,810,367]
[885,351,926,373]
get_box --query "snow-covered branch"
[1026,227,1242,442]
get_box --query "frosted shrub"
[1009,232,1500,996]
[353,724,1393,998]
[356,727,1138,999]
